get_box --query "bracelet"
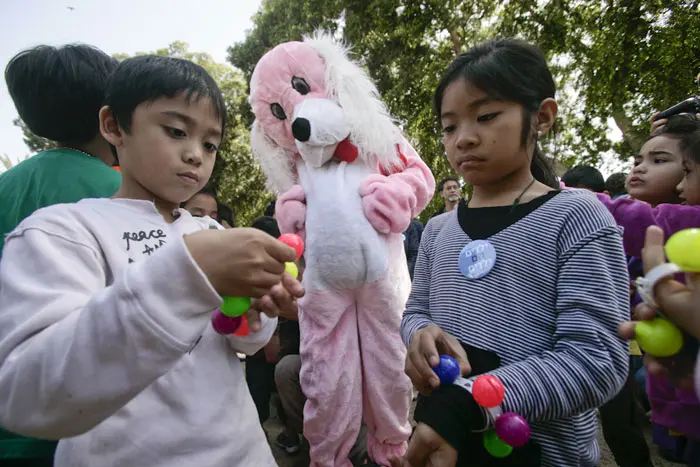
[635,262,681,308]
[453,376,502,432]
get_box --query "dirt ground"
[263,396,677,467]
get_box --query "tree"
[13,118,55,153]
[228,0,700,219]
[118,42,270,226]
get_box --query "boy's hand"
[406,325,471,396]
[184,228,295,298]
[247,272,304,332]
[389,423,457,467]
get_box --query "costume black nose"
[292,118,311,142]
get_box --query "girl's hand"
[406,325,471,396]
[247,272,304,332]
[389,423,457,467]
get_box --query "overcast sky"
[0,0,262,164]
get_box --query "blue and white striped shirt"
[402,189,629,466]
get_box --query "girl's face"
[440,79,534,185]
[678,159,700,205]
[627,135,684,205]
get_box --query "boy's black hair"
[5,44,118,145]
[180,185,218,208]
[434,39,559,188]
[605,173,628,197]
[651,114,700,166]
[104,55,227,137]
[217,202,235,227]
[561,166,606,193]
[251,216,281,239]
[437,176,460,192]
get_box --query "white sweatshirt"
[0,198,277,467]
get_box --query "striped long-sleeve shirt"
[401,189,629,467]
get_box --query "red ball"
[232,314,250,337]
[279,233,304,260]
[473,375,505,408]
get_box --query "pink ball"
[495,412,530,447]
[472,375,505,408]
[279,233,304,260]
[211,308,242,334]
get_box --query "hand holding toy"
[433,355,530,457]
[211,233,304,336]
[633,228,700,357]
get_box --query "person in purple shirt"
[596,114,700,465]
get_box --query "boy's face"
[109,94,222,209]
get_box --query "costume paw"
[276,185,307,241]
[359,174,415,234]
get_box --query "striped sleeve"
[401,218,439,345]
[483,225,629,421]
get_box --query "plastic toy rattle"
[211,233,304,336]
[433,355,531,457]
[634,228,700,357]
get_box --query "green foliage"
[13,118,56,153]
[228,0,700,220]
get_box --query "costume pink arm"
[359,140,435,234]
[275,185,307,242]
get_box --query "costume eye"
[291,76,311,95]
[270,103,287,120]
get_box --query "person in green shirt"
[0,44,120,465]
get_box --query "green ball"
[220,296,251,317]
[635,318,683,357]
[483,430,512,458]
[666,228,700,272]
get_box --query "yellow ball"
[635,318,683,357]
[665,228,700,272]
[285,262,298,279]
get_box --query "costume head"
[249,31,402,193]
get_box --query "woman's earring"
[537,130,543,139]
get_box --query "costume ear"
[304,30,402,171]
[250,120,297,194]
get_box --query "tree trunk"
[450,28,462,56]
[611,109,645,153]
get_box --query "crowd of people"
[0,36,698,467]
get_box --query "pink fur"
[275,185,307,241]
[248,32,435,466]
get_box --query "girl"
[395,39,629,467]
[594,114,700,464]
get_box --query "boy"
[0,55,302,467]
[0,43,121,466]
[1,44,122,255]
[560,165,606,193]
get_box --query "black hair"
[104,55,226,137]
[180,185,218,208]
[264,200,276,217]
[650,114,700,166]
[605,173,628,197]
[251,216,281,239]
[5,44,118,145]
[437,176,460,192]
[217,202,235,227]
[561,166,606,193]
[434,39,559,188]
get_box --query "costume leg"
[357,238,413,464]
[299,289,361,467]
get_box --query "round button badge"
[459,240,497,279]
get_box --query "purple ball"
[433,355,460,385]
[211,309,242,335]
[495,412,530,447]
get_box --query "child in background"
[0,43,121,466]
[396,39,629,467]
[182,185,219,220]
[594,114,700,464]
[0,45,121,255]
[561,165,606,193]
[0,55,302,467]
[606,172,629,199]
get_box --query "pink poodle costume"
[248,32,435,466]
